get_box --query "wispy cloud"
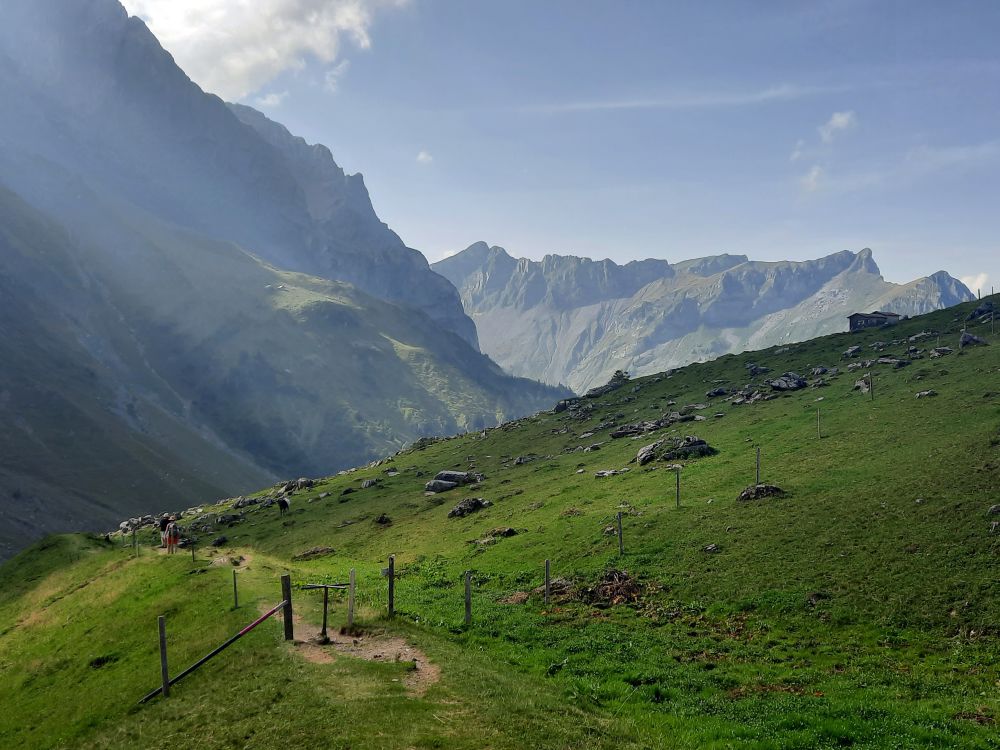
[416,150,433,164]
[255,90,289,108]
[800,165,824,192]
[522,83,844,115]
[790,139,806,162]
[960,272,990,294]
[324,59,351,92]
[121,0,408,100]
[818,110,857,143]
[800,139,1000,195]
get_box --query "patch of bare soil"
[208,552,254,568]
[284,617,439,696]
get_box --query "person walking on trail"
[165,517,180,555]
[159,516,170,548]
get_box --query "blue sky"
[124,0,999,292]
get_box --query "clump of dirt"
[582,569,642,607]
[737,484,786,502]
[292,546,334,561]
[500,591,530,605]
[530,577,575,601]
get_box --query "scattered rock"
[853,378,871,393]
[843,345,862,358]
[960,332,988,348]
[233,496,258,509]
[434,470,483,485]
[424,479,459,493]
[293,546,334,560]
[706,387,728,398]
[595,468,630,478]
[448,497,492,518]
[703,543,721,553]
[514,455,536,466]
[915,390,938,399]
[769,372,807,391]
[216,513,242,526]
[361,479,379,489]
[211,535,228,547]
[636,440,663,466]
[661,435,717,461]
[988,505,1000,516]
[374,513,392,526]
[737,484,786,502]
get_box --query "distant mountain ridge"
[434,243,974,390]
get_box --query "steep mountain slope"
[0,0,567,556]
[434,243,974,390]
[0,0,475,347]
[1,297,996,748]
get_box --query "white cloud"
[790,139,806,162]
[324,59,351,92]
[255,91,288,108]
[800,165,823,192]
[416,150,433,164]
[960,272,990,295]
[120,0,407,100]
[818,110,857,143]
[523,83,845,115]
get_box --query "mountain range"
[0,0,566,557]
[434,243,973,390]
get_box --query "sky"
[121,0,1000,293]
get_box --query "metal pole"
[756,446,761,485]
[817,406,821,440]
[675,469,680,508]
[281,575,293,641]
[320,587,329,643]
[617,512,624,555]
[544,560,550,605]
[464,571,472,627]
[232,569,238,609]
[157,616,169,699]
[348,569,356,630]
[388,555,395,618]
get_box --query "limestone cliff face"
[435,245,974,391]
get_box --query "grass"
[1,296,998,748]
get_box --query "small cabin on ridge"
[848,311,901,332]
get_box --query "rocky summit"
[434,243,973,391]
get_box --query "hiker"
[277,497,290,516]
[158,515,170,548]
[165,517,180,554]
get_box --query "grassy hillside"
[1,297,998,748]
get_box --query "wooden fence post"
[320,587,330,643]
[281,574,293,641]
[675,468,681,509]
[817,406,821,440]
[464,571,472,627]
[157,616,169,699]
[347,569,356,630]
[544,559,551,605]
[756,446,761,485]
[388,555,395,618]
[232,569,238,609]
[132,528,138,558]
[617,512,624,555]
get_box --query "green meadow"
[1,296,997,749]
